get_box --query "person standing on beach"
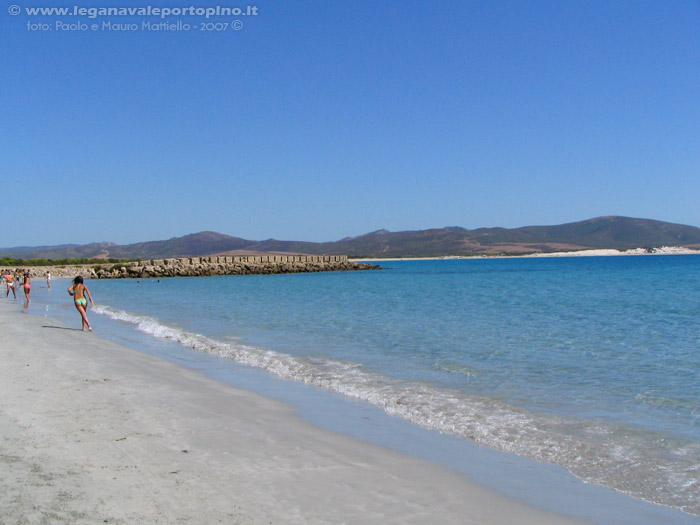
[5,270,16,299]
[68,276,94,331]
[22,271,31,303]
[46,271,51,289]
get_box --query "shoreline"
[3,247,698,279]
[5,281,699,524]
[351,246,700,262]
[0,299,582,524]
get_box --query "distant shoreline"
[5,247,699,278]
[351,246,700,262]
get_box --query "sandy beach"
[0,300,582,524]
[351,246,700,262]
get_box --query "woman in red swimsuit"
[22,271,31,304]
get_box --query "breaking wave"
[93,304,700,517]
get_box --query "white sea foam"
[93,304,700,517]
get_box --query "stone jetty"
[15,255,380,280]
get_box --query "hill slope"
[3,217,700,260]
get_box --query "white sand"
[526,246,700,257]
[0,301,583,524]
[352,246,700,262]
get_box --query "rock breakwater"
[97,255,379,278]
[14,255,380,280]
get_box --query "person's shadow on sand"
[42,325,84,331]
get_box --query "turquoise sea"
[30,255,700,520]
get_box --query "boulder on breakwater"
[93,255,379,279]
[10,256,380,280]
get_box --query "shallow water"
[35,255,700,517]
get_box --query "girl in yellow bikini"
[68,276,94,331]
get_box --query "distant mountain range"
[3,216,700,260]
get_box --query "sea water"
[33,255,700,518]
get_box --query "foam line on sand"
[0,301,582,524]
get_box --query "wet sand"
[0,301,584,524]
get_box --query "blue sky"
[2,0,699,246]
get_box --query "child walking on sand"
[68,276,94,331]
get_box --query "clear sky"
[2,0,699,247]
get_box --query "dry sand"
[351,246,700,262]
[0,301,583,524]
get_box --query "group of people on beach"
[2,269,31,302]
[2,270,94,331]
